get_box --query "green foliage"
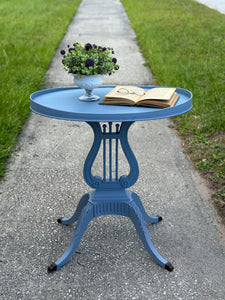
[61,43,119,76]
[0,0,81,178]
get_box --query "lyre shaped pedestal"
[48,122,174,273]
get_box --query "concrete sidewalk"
[1,0,225,299]
[196,0,225,14]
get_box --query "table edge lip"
[30,85,193,122]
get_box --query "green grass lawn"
[0,0,81,177]
[121,0,225,218]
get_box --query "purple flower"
[69,48,74,52]
[85,58,94,67]
[85,43,92,51]
[102,47,107,52]
[60,50,65,55]
[93,44,97,49]
[112,57,117,64]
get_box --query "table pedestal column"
[47,122,173,273]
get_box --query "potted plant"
[60,42,119,101]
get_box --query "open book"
[100,86,179,108]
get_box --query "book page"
[104,86,145,102]
[141,87,176,101]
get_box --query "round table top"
[30,86,192,122]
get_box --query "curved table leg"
[47,201,94,273]
[57,193,90,226]
[130,191,162,224]
[128,200,174,272]
[48,190,173,273]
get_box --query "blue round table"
[30,86,192,273]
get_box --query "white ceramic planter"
[73,74,104,101]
